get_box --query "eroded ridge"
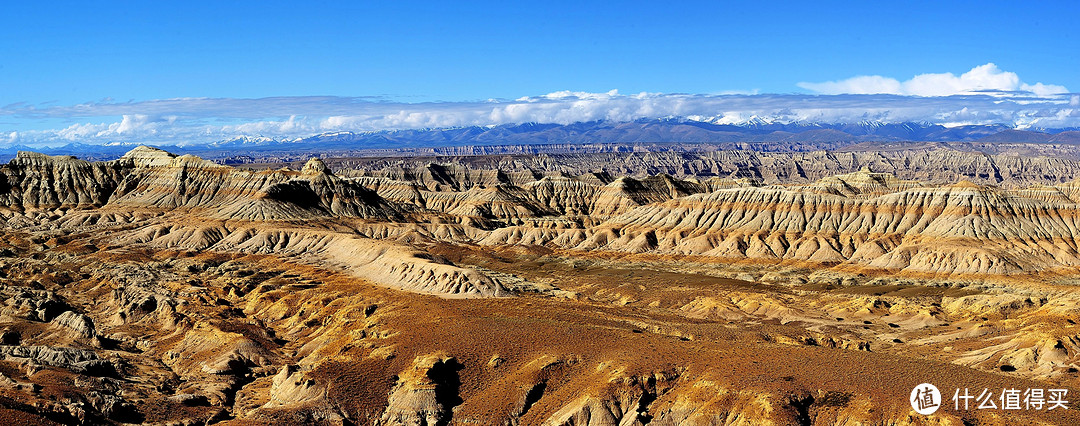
[0,147,1078,424]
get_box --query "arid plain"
[2,145,1080,425]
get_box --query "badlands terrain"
[2,145,1080,424]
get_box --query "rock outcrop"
[0,151,132,209]
[377,354,462,426]
[564,183,1080,275]
[346,147,1080,187]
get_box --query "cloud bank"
[2,64,1076,147]
[798,63,1069,97]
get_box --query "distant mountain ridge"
[4,119,1080,162]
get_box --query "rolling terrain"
[1,146,1080,424]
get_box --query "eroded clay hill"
[1,147,1080,425]
[337,145,1080,187]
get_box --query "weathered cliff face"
[467,171,1080,278]
[805,168,923,198]
[344,146,1080,187]
[109,152,403,221]
[569,182,1080,275]
[0,151,133,209]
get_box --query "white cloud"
[798,75,903,96]
[1021,82,1070,97]
[799,63,1069,97]
[50,114,176,141]
[222,115,313,135]
[541,89,620,100]
[3,86,1079,148]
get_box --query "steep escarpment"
[0,151,133,209]
[472,173,1080,277]
[588,175,712,217]
[111,154,403,221]
[370,163,550,191]
[349,171,722,222]
[806,168,923,198]
[342,146,1080,187]
[579,183,1080,275]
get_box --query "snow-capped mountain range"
[3,119,1079,161]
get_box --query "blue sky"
[2,1,1078,146]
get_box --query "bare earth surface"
[2,146,1080,424]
